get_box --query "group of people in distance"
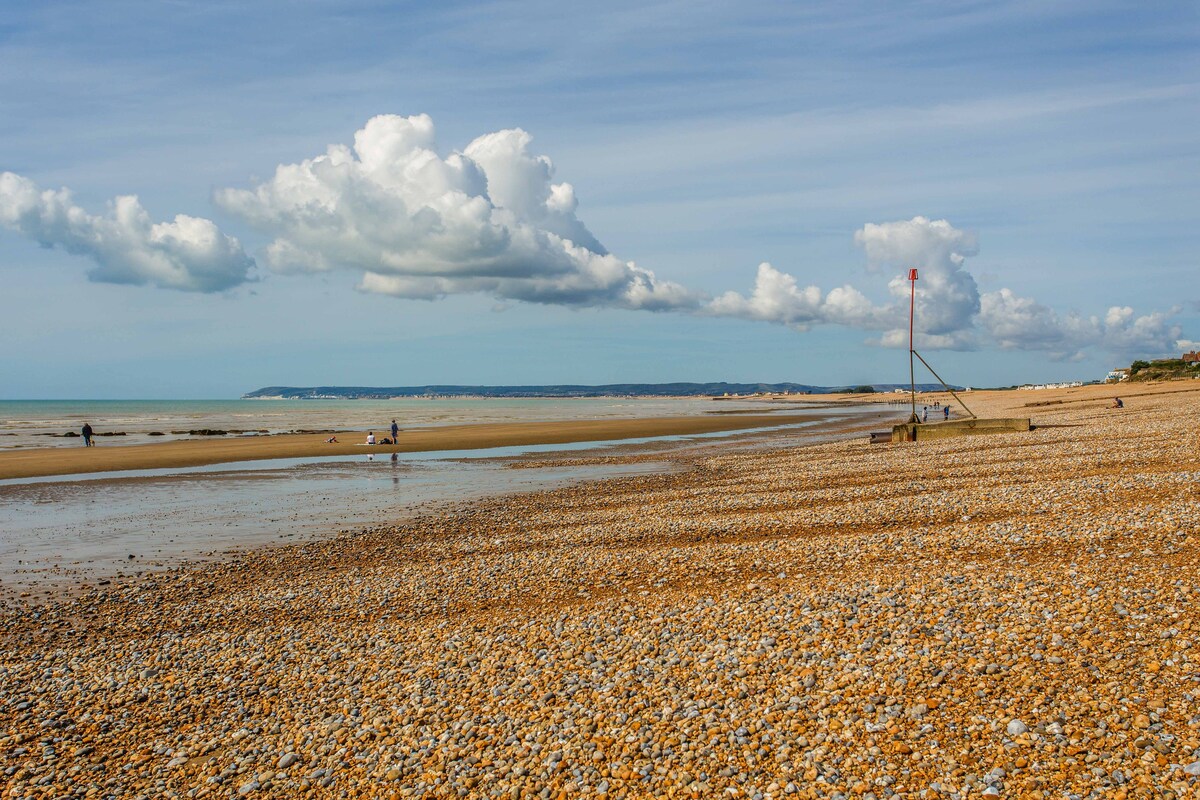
[363,418,401,446]
[920,404,952,423]
[326,419,405,443]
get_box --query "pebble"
[1,386,1198,798]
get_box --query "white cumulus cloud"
[978,289,1182,359]
[8,108,1186,363]
[215,114,700,311]
[858,216,982,343]
[711,215,1186,358]
[708,263,883,331]
[0,172,253,292]
[709,217,982,349]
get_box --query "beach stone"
[3,385,1199,799]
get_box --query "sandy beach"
[0,412,837,481]
[1,383,1198,797]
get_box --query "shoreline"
[0,411,848,481]
[1,407,900,594]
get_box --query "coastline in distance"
[242,382,957,399]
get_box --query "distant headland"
[241,383,954,399]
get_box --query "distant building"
[1018,381,1084,391]
[1183,351,1200,365]
[1106,368,1130,383]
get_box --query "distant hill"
[242,383,953,399]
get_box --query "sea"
[0,397,784,450]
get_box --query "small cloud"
[0,172,254,292]
[706,262,887,331]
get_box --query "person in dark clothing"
[82,422,93,447]
[391,418,400,441]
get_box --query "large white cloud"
[858,216,982,343]
[215,114,699,311]
[0,172,253,292]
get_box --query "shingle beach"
[2,385,1198,799]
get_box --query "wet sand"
[2,383,1198,797]
[0,412,827,481]
[0,406,899,592]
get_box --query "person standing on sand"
[944,405,950,420]
[82,422,93,447]
[391,418,399,441]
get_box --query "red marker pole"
[908,268,918,424]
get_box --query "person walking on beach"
[391,418,399,441]
[81,422,93,447]
[943,405,950,420]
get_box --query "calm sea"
[0,397,791,450]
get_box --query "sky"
[1,0,1197,398]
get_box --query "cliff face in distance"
[242,383,954,399]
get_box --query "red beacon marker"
[908,268,918,423]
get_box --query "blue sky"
[1,0,1196,397]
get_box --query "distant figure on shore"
[922,406,928,423]
[943,405,950,420]
[325,435,338,443]
[1111,397,1124,409]
[366,432,376,445]
[82,422,94,447]
[391,418,399,441]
